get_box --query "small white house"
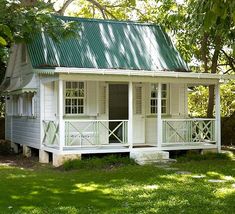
[0,16,230,166]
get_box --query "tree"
[58,0,235,117]
[0,0,78,83]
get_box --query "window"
[65,82,85,114]
[150,84,168,114]
[23,93,35,116]
[12,93,36,117]
[12,95,23,116]
[6,96,13,116]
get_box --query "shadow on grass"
[0,157,234,214]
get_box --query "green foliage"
[63,154,136,170]
[188,86,209,117]
[0,0,79,46]
[0,140,13,155]
[188,81,235,117]
[177,151,234,162]
[222,112,235,145]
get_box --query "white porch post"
[215,83,221,153]
[157,83,162,149]
[58,79,65,151]
[39,81,45,148]
[128,81,133,149]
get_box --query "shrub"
[0,140,13,155]
[63,154,136,170]
[177,151,234,162]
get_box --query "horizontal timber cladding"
[5,116,11,141]
[44,81,57,120]
[12,117,40,147]
[9,84,41,147]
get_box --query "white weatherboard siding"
[4,44,41,148]
[144,83,187,145]
[11,81,40,148]
[87,81,98,116]
[44,82,57,120]
[5,116,12,141]
[145,118,158,145]
[179,84,188,117]
[12,117,40,148]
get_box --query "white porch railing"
[42,120,59,146]
[162,118,216,144]
[65,120,128,147]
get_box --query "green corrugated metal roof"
[27,16,189,72]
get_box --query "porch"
[40,74,221,154]
[42,117,218,153]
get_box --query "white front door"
[133,84,145,144]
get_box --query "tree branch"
[221,49,235,73]
[201,33,209,73]
[57,0,74,15]
[86,0,117,19]
[57,0,117,19]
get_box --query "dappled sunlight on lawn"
[0,157,235,213]
[214,187,235,198]
[73,183,112,194]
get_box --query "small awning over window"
[3,73,37,95]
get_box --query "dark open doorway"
[109,84,128,143]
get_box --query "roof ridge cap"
[55,15,161,27]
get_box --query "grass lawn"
[0,153,234,214]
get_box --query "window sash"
[150,84,168,114]
[65,81,85,115]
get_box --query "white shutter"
[99,84,107,115]
[18,95,23,116]
[135,85,142,114]
[32,94,36,117]
[6,96,13,116]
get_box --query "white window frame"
[64,81,86,115]
[22,93,36,117]
[18,95,23,116]
[150,83,169,115]
[6,96,13,116]
[12,93,36,117]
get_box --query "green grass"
[0,153,234,214]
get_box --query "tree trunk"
[206,36,221,118]
[207,85,214,118]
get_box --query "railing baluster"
[162,118,216,145]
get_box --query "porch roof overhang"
[34,67,235,85]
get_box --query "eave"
[33,68,235,84]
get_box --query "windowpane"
[65,107,71,114]
[66,82,71,88]
[65,82,85,114]
[150,84,168,114]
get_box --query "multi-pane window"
[65,82,85,114]
[12,93,36,117]
[150,84,168,114]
